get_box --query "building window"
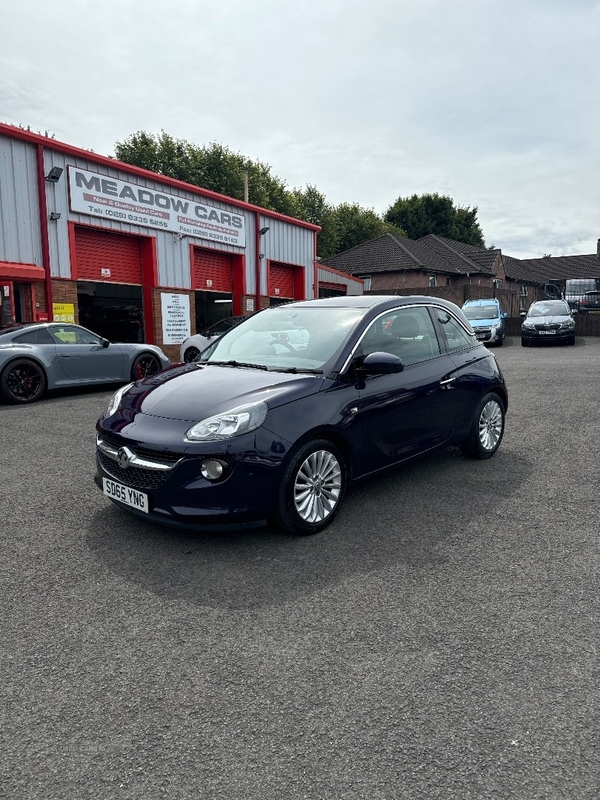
[519,284,528,296]
[360,276,372,291]
[428,275,437,288]
[493,278,503,289]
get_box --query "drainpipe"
[254,214,262,311]
[36,144,53,317]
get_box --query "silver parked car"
[521,300,575,347]
[180,316,246,362]
[0,322,170,404]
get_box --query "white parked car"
[180,316,246,362]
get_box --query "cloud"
[1,0,599,258]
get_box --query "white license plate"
[103,478,149,513]
[539,331,556,335]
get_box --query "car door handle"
[440,377,456,387]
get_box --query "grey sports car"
[0,322,170,404]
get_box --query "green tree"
[384,193,484,246]
[114,131,297,216]
[327,203,405,258]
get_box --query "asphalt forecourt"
[1,337,598,799]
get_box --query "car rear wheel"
[131,352,162,380]
[275,439,346,535]
[184,346,200,362]
[0,359,47,404]
[460,392,505,460]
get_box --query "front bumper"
[521,327,574,343]
[472,326,503,344]
[94,427,290,530]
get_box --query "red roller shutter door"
[193,249,233,292]
[269,264,295,299]
[75,227,142,284]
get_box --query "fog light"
[200,459,225,481]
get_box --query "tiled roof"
[513,254,600,283]
[322,233,600,286]
[502,255,542,283]
[322,233,494,277]
[321,234,423,275]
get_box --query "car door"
[430,305,492,427]
[355,305,463,474]
[48,325,124,381]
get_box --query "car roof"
[280,295,460,312]
[463,298,499,306]
[533,299,567,305]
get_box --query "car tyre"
[0,358,47,404]
[131,352,162,380]
[521,338,530,347]
[184,346,200,363]
[460,392,505,460]
[275,439,346,535]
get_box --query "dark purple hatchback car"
[95,296,508,535]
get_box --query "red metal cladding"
[193,249,233,292]
[269,264,295,299]
[75,227,143,284]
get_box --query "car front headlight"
[185,401,268,442]
[105,382,133,417]
[522,320,535,329]
[560,320,575,328]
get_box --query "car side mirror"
[502,312,508,318]
[102,338,110,348]
[357,351,404,374]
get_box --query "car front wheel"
[131,352,162,380]
[275,439,346,535]
[184,346,200,362]
[460,392,505,460]
[0,359,47,404]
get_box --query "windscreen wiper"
[273,366,324,374]
[199,360,269,371]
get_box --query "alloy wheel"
[478,399,504,451]
[293,449,342,524]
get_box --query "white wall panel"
[0,136,42,266]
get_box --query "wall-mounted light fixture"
[173,232,188,242]
[258,226,270,236]
[49,211,61,221]
[45,166,64,183]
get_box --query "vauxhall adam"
[95,296,508,535]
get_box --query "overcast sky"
[2,0,599,258]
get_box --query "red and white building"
[0,122,362,359]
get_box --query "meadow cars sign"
[68,167,246,247]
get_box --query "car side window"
[49,325,103,345]
[13,328,55,344]
[360,306,441,365]
[433,309,476,353]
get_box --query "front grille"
[534,323,560,331]
[100,432,181,464]
[98,450,173,490]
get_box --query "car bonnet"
[120,363,324,422]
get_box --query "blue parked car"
[95,296,508,536]
[462,298,507,347]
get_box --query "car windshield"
[528,303,570,317]
[463,305,499,320]
[200,305,366,372]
